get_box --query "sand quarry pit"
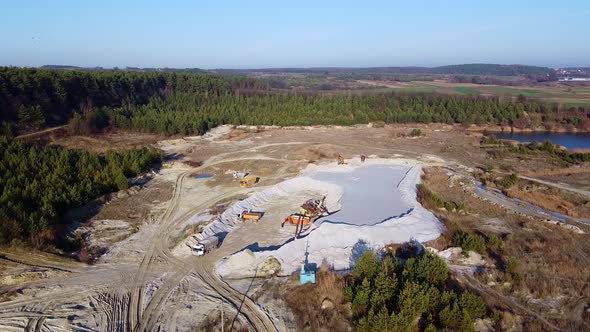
[198,158,443,278]
[0,126,467,331]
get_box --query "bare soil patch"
[51,130,167,153]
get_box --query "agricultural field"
[350,79,590,107]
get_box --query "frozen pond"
[215,160,443,276]
[312,165,412,226]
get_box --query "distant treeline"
[1,67,588,137]
[0,67,268,134]
[0,136,161,247]
[217,63,557,80]
[41,65,209,74]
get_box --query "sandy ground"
[1,123,589,331]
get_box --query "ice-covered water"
[215,159,443,276]
[312,165,412,226]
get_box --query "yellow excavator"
[282,197,329,238]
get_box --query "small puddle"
[192,174,214,179]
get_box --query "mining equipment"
[282,196,329,238]
[187,234,220,256]
[239,210,264,222]
[240,176,259,188]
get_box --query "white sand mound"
[199,177,342,239]
[215,158,443,277]
[217,250,281,279]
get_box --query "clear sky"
[1,0,589,68]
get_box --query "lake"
[492,132,590,150]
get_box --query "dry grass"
[506,178,590,218]
[197,306,249,332]
[421,166,590,329]
[0,289,16,303]
[185,160,203,168]
[50,130,165,154]
[506,190,580,217]
[283,266,352,332]
[523,165,590,177]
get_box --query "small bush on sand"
[486,234,505,253]
[410,128,422,137]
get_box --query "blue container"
[299,265,316,284]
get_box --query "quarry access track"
[126,170,277,332]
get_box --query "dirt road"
[15,125,67,140]
[518,175,590,198]
[127,170,277,332]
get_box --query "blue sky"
[1,0,589,68]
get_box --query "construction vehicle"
[240,176,259,188]
[282,196,329,238]
[232,171,248,179]
[187,234,220,256]
[239,210,264,221]
[299,197,329,217]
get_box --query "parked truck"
[187,234,220,256]
[239,209,264,222]
[239,176,259,188]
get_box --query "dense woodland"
[0,137,161,247]
[1,67,588,137]
[345,250,487,331]
[0,67,267,134]
[104,92,590,135]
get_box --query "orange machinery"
[282,197,328,238]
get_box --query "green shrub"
[497,173,519,189]
[417,183,444,208]
[486,234,504,252]
[505,256,518,274]
[403,252,449,286]
[410,128,422,137]
[444,200,466,212]
[453,230,486,255]
[460,291,486,319]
